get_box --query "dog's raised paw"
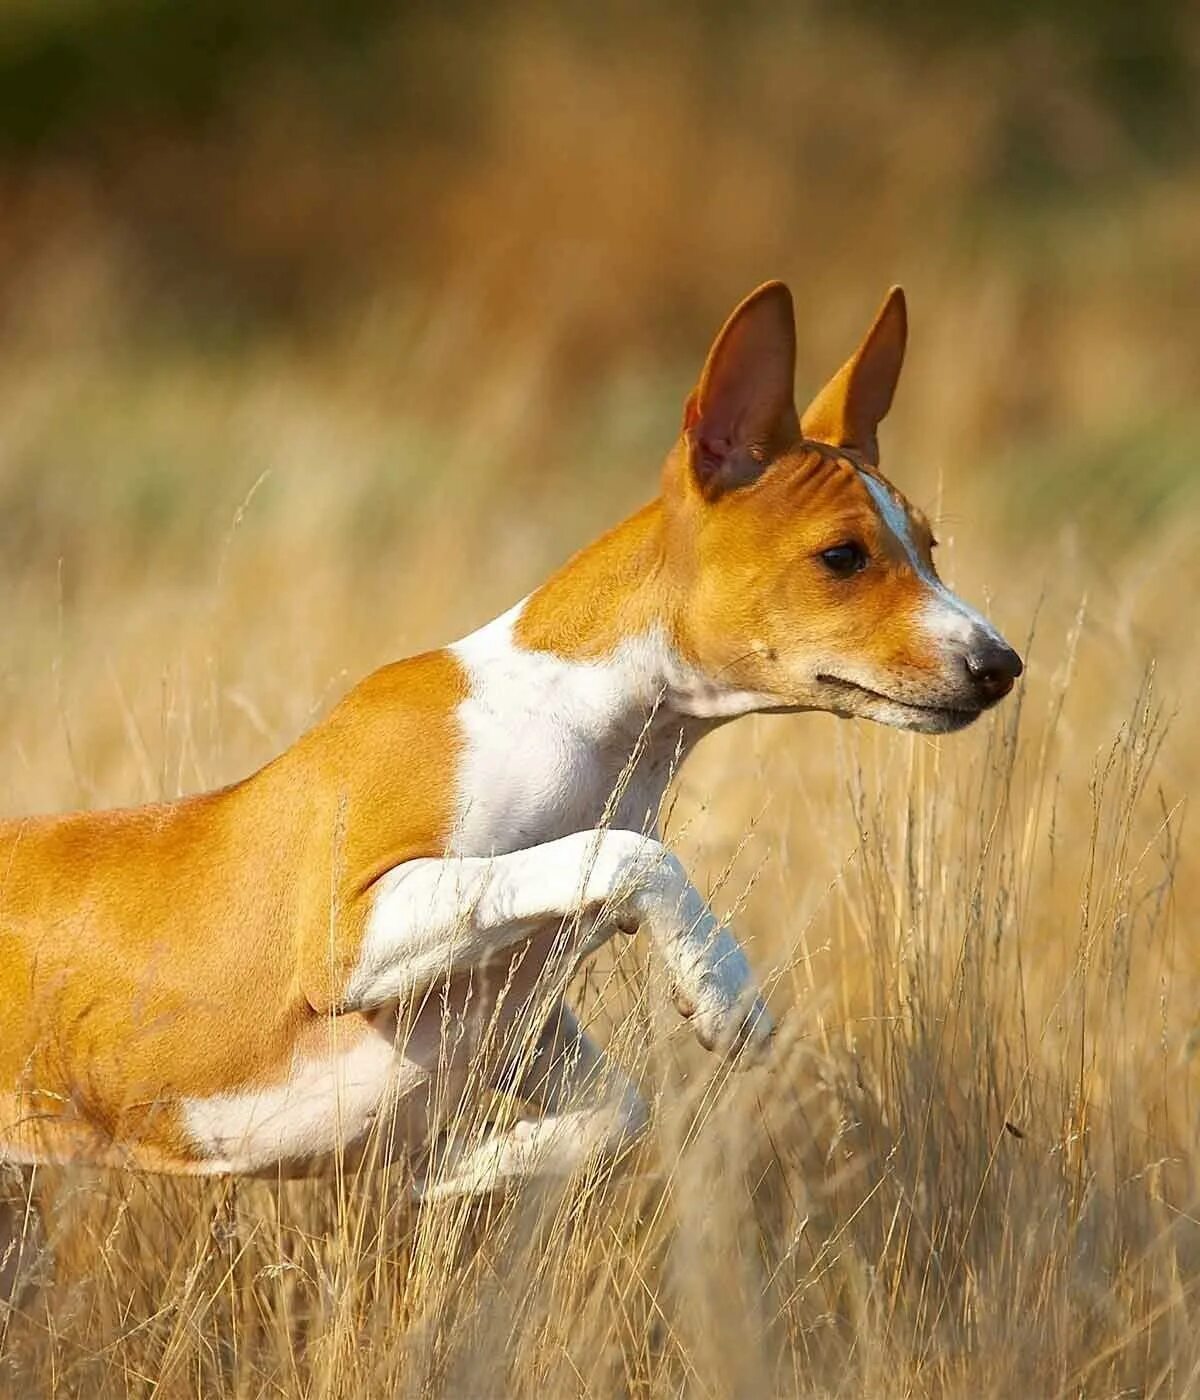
[692,993,775,1063]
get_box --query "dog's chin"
[814,676,984,735]
[860,699,981,735]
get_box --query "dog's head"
[662,282,1021,733]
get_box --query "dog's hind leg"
[416,1003,648,1201]
[0,1168,47,1317]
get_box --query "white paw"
[642,880,774,1060]
[669,930,775,1059]
[584,832,775,1061]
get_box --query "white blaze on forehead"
[857,471,1003,648]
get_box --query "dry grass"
[1,7,1200,1396]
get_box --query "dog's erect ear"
[682,281,799,501]
[800,287,907,466]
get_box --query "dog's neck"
[447,499,772,843]
[511,500,673,672]
[511,498,774,720]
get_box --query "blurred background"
[2,4,1200,1393]
[0,0,1198,1021]
[0,0,1197,800]
[2,0,1199,1071]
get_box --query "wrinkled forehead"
[779,441,1006,649]
[784,443,931,563]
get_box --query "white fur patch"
[182,1020,422,1171]
[186,601,776,1174]
[350,827,772,1053]
[448,602,771,856]
[858,472,1003,650]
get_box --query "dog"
[0,282,1021,1200]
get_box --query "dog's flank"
[0,281,1020,1190]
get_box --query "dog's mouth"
[816,674,983,731]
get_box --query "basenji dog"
[0,282,1021,1199]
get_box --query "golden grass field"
[1,5,1199,1396]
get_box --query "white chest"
[448,604,689,854]
[183,606,712,1173]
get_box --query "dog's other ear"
[682,281,799,501]
[800,287,906,466]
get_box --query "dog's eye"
[820,543,868,577]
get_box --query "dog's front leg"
[341,829,772,1055]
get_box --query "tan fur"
[0,281,990,1173]
[0,650,463,1169]
[800,287,907,465]
[520,282,938,689]
[515,503,674,660]
[664,440,945,694]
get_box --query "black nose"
[964,639,1023,702]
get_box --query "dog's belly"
[181,1010,420,1173]
[180,934,560,1174]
